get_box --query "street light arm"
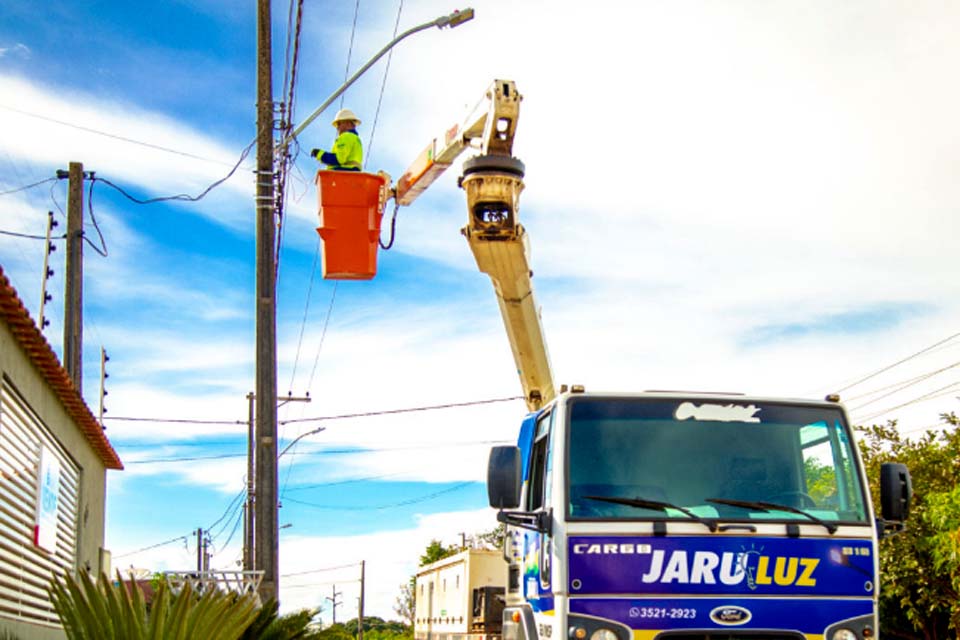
[278,426,326,458]
[283,8,475,147]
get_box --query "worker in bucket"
[310,109,363,171]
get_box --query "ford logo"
[709,606,752,626]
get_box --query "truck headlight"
[589,629,618,640]
[833,630,858,640]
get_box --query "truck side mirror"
[488,446,521,509]
[880,462,912,523]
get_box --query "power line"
[214,509,245,558]
[835,331,960,394]
[281,561,362,578]
[852,381,960,424]
[287,236,323,394]
[124,439,510,465]
[0,228,63,240]
[114,533,190,559]
[104,395,523,426]
[847,360,960,410]
[106,416,246,425]
[279,395,523,426]
[0,104,244,168]
[364,0,404,171]
[305,281,339,394]
[0,176,58,196]
[92,140,255,205]
[284,480,474,511]
[85,174,108,257]
[283,470,410,493]
[341,0,361,110]
[206,486,247,538]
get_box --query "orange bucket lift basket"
[315,171,390,280]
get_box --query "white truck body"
[415,549,506,640]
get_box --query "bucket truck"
[391,80,913,640]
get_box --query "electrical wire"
[104,395,522,426]
[124,439,511,465]
[114,534,191,559]
[206,486,247,538]
[847,360,960,411]
[84,175,108,257]
[281,562,361,578]
[93,139,255,205]
[287,235,322,394]
[0,229,61,240]
[284,481,474,511]
[852,381,960,424]
[214,509,245,557]
[371,0,404,251]
[274,0,306,284]
[341,0,361,110]
[305,281,338,393]
[0,104,244,168]
[48,179,65,217]
[834,331,960,393]
[0,176,58,196]
[280,395,523,425]
[364,0,403,172]
[283,470,410,493]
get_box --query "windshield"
[566,397,868,524]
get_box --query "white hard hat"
[332,108,361,126]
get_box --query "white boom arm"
[393,80,555,411]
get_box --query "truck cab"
[488,390,912,640]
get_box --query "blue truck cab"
[488,391,912,640]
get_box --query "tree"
[857,413,960,639]
[393,580,414,628]
[419,539,458,566]
[472,524,505,551]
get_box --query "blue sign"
[567,535,875,597]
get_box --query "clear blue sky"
[2,0,959,620]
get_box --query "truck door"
[525,411,554,597]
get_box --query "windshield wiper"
[584,495,718,532]
[706,497,838,534]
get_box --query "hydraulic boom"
[394,80,554,411]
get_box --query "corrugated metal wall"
[0,377,80,626]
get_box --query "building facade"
[0,266,122,639]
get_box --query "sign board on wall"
[34,445,61,552]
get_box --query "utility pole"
[196,528,204,572]
[254,0,279,604]
[63,162,84,392]
[244,392,255,572]
[358,561,365,640]
[245,392,310,573]
[327,585,342,625]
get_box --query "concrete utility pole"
[254,0,279,604]
[196,528,204,572]
[63,162,84,392]
[245,392,311,572]
[244,392,255,572]
[358,561,365,640]
[327,586,342,624]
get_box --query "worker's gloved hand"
[310,148,322,159]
